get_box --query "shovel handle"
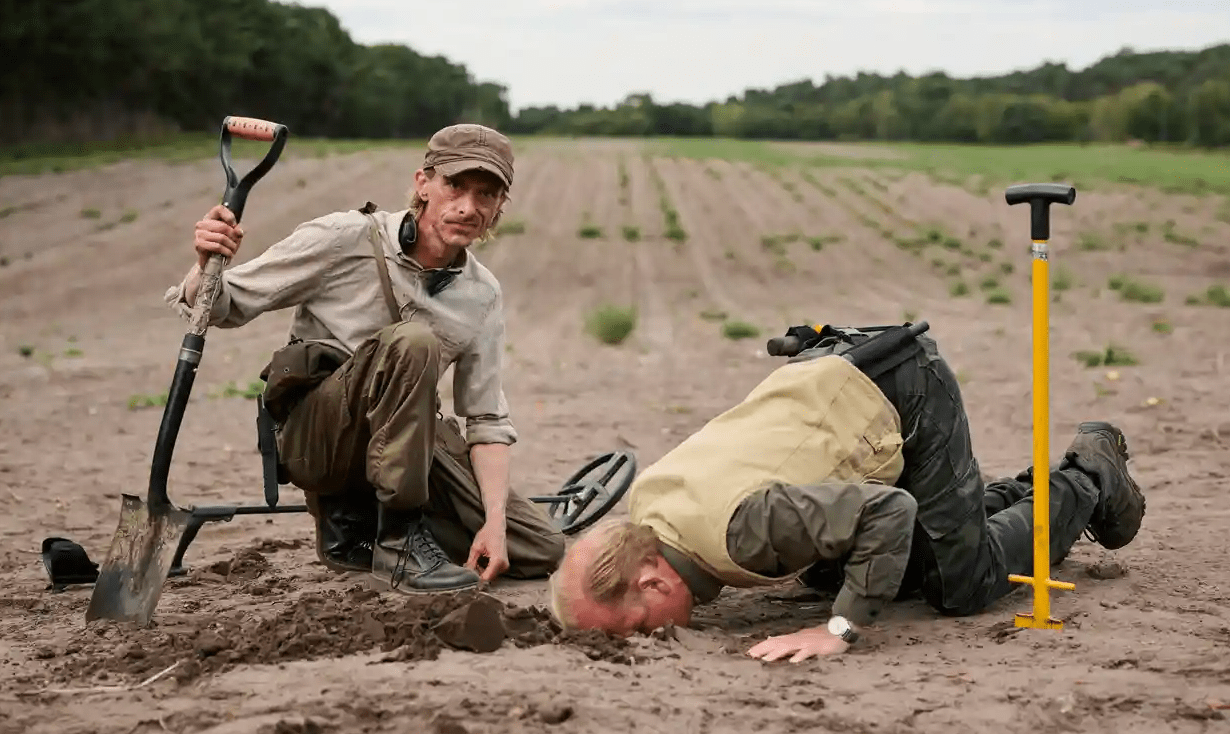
[147,117,290,511]
[187,117,289,339]
[224,116,281,142]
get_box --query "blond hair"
[548,519,660,630]
[406,167,508,244]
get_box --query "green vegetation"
[514,45,1230,157]
[1077,232,1111,251]
[646,158,688,244]
[578,223,604,239]
[1187,283,1230,307]
[1073,344,1139,368]
[622,225,641,242]
[585,304,638,345]
[1160,220,1200,247]
[218,381,266,400]
[1052,265,1074,291]
[641,138,1230,198]
[807,234,843,250]
[1108,274,1165,303]
[1152,320,1173,334]
[721,320,761,340]
[2,135,419,176]
[985,287,1012,305]
[128,393,169,410]
[7,1,510,154]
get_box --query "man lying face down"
[549,331,1145,663]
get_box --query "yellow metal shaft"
[1008,240,1075,629]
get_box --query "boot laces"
[390,518,447,590]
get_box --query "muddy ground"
[2,138,1229,733]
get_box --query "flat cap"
[423,123,514,189]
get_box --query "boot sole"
[365,574,480,595]
[1075,421,1145,549]
[319,558,372,574]
[315,541,373,575]
[1077,421,1130,459]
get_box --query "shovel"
[85,116,290,626]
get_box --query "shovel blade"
[85,492,191,626]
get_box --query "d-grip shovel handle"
[190,116,290,337]
[146,116,289,511]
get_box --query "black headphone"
[399,210,457,296]
[398,210,417,250]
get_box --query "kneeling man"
[549,331,1145,662]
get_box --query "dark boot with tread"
[1065,421,1146,550]
[371,506,479,593]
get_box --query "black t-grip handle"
[1005,183,1076,241]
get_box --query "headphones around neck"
[398,210,417,250]
[399,210,456,296]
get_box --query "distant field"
[649,137,1230,198]
[0,134,422,176]
[7,133,1230,205]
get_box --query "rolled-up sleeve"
[164,214,349,328]
[727,482,917,628]
[452,286,517,446]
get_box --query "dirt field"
[2,138,1229,734]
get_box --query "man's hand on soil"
[747,628,849,663]
[466,520,510,582]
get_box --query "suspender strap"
[362,211,402,324]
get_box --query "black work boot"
[370,505,479,593]
[314,493,377,573]
[1064,421,1146,550]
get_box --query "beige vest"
[628,355,905,587]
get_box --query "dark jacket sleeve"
[726,482,917,627]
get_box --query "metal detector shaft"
[168,503,308,575]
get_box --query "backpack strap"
[360,205,402,324]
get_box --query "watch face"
[827,617,847,636]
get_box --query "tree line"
[3,1,1228,148]
[507,44,1230,147]
[2,0,511,143]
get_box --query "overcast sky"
[321,0,1230,112]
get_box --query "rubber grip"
[767,336,800,356]
[224,116,279,142]
[1005,183,1076,207]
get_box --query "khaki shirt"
[627,355,911,628]
[164,207,517,446]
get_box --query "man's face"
[416,168,506,248]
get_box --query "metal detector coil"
[530,451,637,534]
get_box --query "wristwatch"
[827,615,860,644]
